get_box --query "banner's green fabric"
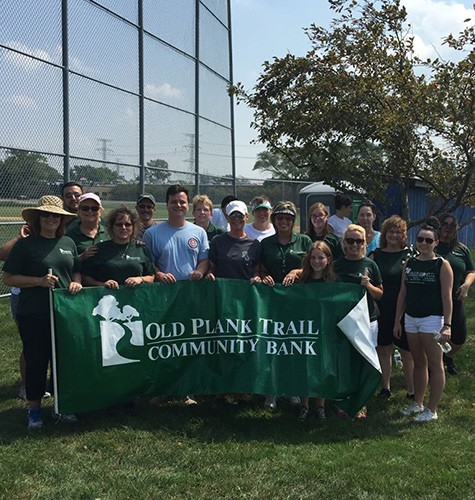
[53,279,380,417]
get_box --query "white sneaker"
[264,395,277,410]
[401,402,424,416]
[289,396,301,406]
[413,408,438,422]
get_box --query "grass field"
[0,284,474,498]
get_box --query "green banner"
[53,279,381,417]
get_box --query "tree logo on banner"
[92,295,144,366]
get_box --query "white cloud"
[145,83,183,100]
[11,94,36,109]
[402,0,473,60]
[4,41,52,70]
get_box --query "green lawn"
[0,287,473,498]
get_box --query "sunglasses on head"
[416,236,434,244]
[345,238,364,245]
[80,205,100,212]
[39,212,61,219]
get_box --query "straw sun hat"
[22,195,77,225]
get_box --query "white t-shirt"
[244,223,276,241]
[328,214,352,238]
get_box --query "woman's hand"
[250,275,262,284]
[40,273,59,289]
[207,272,216,282]
[104,279,119,289]
[79,245,98,261]
[261,275,275,287]
[189,270,204,281]
[124,277,144,288]
[283,269,301,286]
[393,322,402,339]
[439,324,451,342]
[456,283,470,301]
[68,281,83,294]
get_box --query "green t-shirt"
[333,257,382,321]
[3,235,79,318]
[312,232,344,260]
[66,223,109,254]
[260,233,313,283]
[82,240,155,285]
[436,242,475,299]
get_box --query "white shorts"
[404,314,443,334]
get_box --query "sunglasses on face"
[80,205,100,213]
[416,236,435,244]
[442,221,456,228]
[138,204,154,210]
[114,222,133,228]
[39,212,61,219]
[228,213,245,221]
[345,238,364,245]
[64,192,81,199]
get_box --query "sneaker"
[184,395,198,405]
[27,408,43,430]
[413,408,438,422]
[355,407,367,419]
[376,388,391,401]
[18,386,26,400]
[43,391,52,399]
[336,408,348,418]
[401,402,424,416]
[406,392,415,400]
[314,406,326,420]
[51,411,77,423]
[298,405,309,422]
[289,396,301,406]
[443,354,458,375]
[264,395,277,410]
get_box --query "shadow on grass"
[0,393,415,446]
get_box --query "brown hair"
[29,212,68,238]
[379,215,407,249]
[306,202,330,240]
[300,241,337,283]
[106,205,139,241]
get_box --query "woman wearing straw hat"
[3,195,83,430]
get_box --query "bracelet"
[443,323,451,327]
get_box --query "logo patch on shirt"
[59,248,73,255]
[188,238,198,249]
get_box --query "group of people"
[1,183,473,429]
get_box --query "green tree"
[145,159,171,184]
[0,149,61,198]
[71,164,124,185]
[233,0,475,223]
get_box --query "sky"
[230,0,474,179]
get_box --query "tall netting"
[0,0,234,294]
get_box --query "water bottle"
[393,349,402,368]
[433,332,452,353]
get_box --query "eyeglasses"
[64,192,81,199]
[311,213,327,219]
[114,222,133,228]
[80,205,100,213]
[39,212,61,219]
[228,213,245,220]
[345,238,365,245]
[137,204,154,210]
[416,236,435,244]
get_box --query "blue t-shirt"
[142,222,209,281]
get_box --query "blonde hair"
[342,224,366,256]
[300,241,337,283]
[192,194,213,211]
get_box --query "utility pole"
[96,138,113,167]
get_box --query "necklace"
[279,242,292,276]
[114,241,131,259]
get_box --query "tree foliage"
[232,0,475,223]
[71,164,125,185]
[145,159,171,184]
[0,149,61,197]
